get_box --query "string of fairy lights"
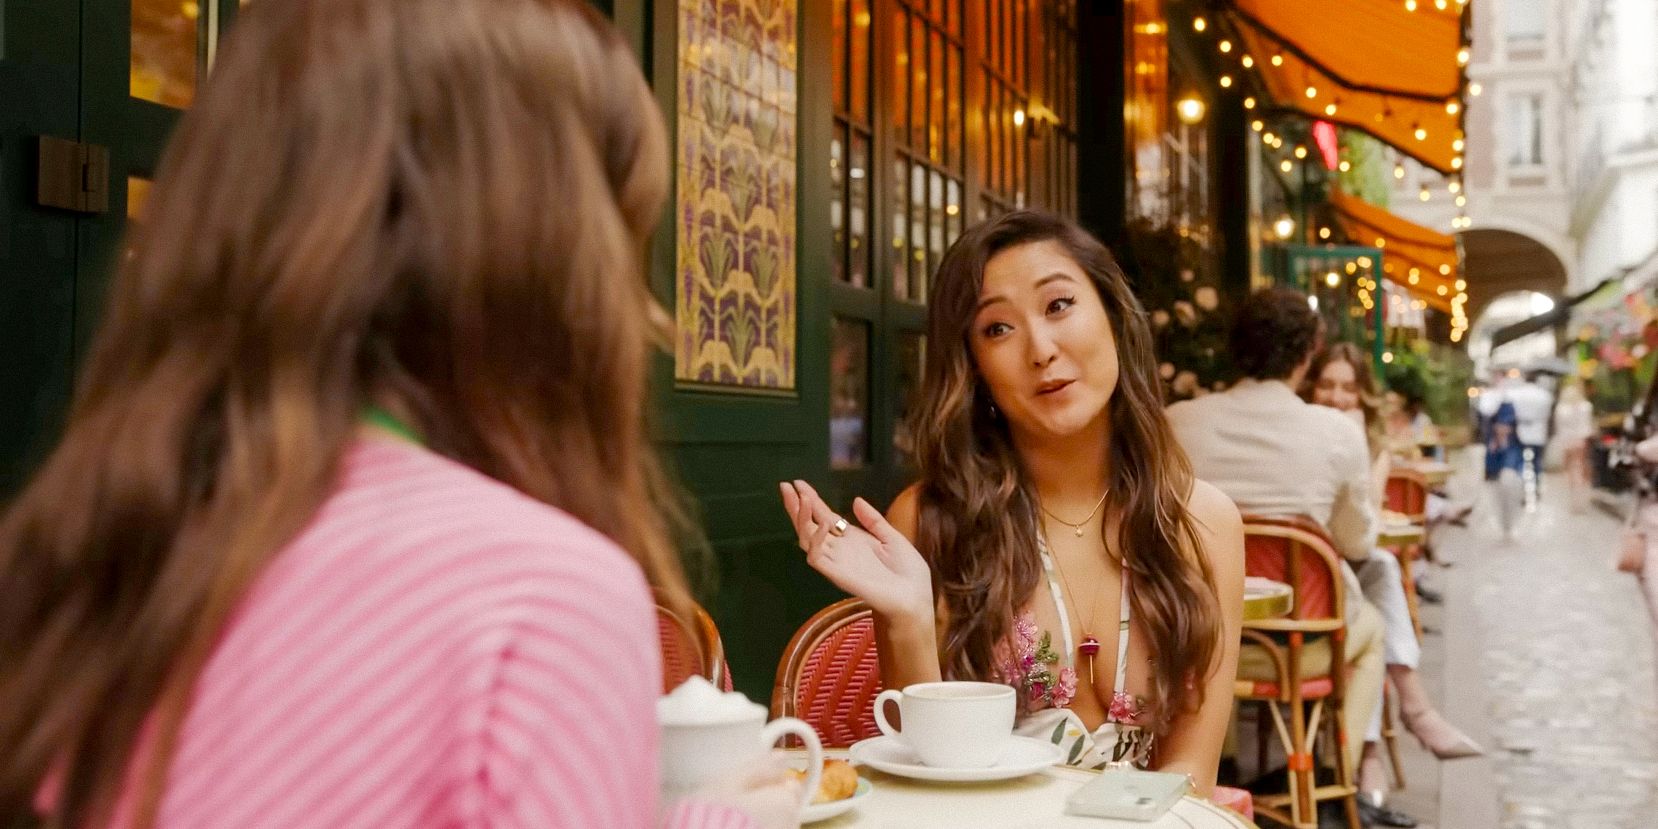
[1186,2,1474,342]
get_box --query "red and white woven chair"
[769,598,883,747]
[656,591,732,694]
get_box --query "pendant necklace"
[1050,547,1105,686]
[1040,490,1109,537]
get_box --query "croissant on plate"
[789,759,859,804]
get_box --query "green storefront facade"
[0,0,1249,701]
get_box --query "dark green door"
[78,0,244,341]
[0,0,242,491]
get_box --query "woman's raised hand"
[780,480,933,620]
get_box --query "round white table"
[800,751,1257,829]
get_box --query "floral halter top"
[994,534,1156,769]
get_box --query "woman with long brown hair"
[1301,342,1481,823]
[0,1,791,826]
[1304,342,1390,496]
[782,211,1244,790]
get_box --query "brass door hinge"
[37,136,110,214]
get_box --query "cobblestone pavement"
[1433,468,1658,829]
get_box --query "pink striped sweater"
[84,437,752,828]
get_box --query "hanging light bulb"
[1193,16,1207,31]
[1405,0,1418,10]
[1469,82,1482,97]
[1452,156,1464,169]
[1244,96,1257,109]
[1457,47,1470,66]
[1394,164,1406,179]
[1449,180,1462,193]
[1414,125,1428,141]
[1220,39,1233,53]
[1175,96,1205,124]
[1274,216,1296,239]
[1242,55,1255,68]
[1446,100,1461,115]
[1453,138,1465,152]
[1339,160,1352,172]
[1437,285,1449,296]
[1220,75,1233,88]
[1455,279,1467,291]
[1263,131,1276,144]
[1325,103,1338,116]
[1326,271,1342,287]
[1436,0,1448,8]
[1305,86,1318,99]
[1294,145,1308,159]
[1456,195,1467,207]
[1319,227,1332,240]
[1419,186,1431,202]
[1251,119,1265,132]
[1280,159,1294,173]
[1439,264,1452,275]
[1271,54,1284,67]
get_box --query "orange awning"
[1226,0,1466,174]
[1328,192,1458,313]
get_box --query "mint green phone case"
[1063,767,1191,821]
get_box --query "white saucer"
[800,777,873,824]
[847,735,1064,782]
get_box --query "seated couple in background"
[1167,290,1482,829]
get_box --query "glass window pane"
[831,127,847,283]
[849,133,871,288]
[911,20,927,150]
[851,0,871,121]
[984,80,998,192]
[929,30,945,163]
[131,0,199,108]
[832,0,847,113]
[945,48,961,170]
[892,157,909,300]
[1015,98,1026,207]
[894,333,927,466]
[893,9,909,140]
[126,176,153,221]
[830,318,870,470]
[910,161,927,301]
[928,169,945,287]
[946,178,962,245]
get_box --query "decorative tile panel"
[676,0,798,391]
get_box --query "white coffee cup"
[873,680,1016,768]
[657,677,823,809]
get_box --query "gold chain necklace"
[1040,490,1109,537]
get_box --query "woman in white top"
[1553,379,1596,512]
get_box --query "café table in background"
[1242,577,1292,622]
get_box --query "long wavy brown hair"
[1302,341,1385,456]
[909,210,1221,733]
[0,1,691,826]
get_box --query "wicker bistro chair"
[1234,515,1361,829]
[770,598,884,747]
[1383,467,1431,640]
[656,591,733,694]
[772,599,1257,820]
